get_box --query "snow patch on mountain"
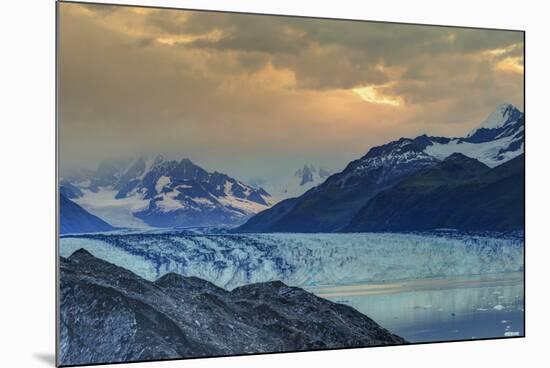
[331,138,439,191]
[155,190,185,212]
[218,193,272,215]
[73,188,150,229]
[425,135,523,167]
[155,176,171,193]
[352,147,437,175]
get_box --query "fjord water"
[60,231,524,343]
[310,272,524,342]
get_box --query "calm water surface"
[309,272,524,343]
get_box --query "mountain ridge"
[62,156,273,228]
[238,104,524,233]
[59,248,406,365]
[346,153,524,232]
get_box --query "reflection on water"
[310,273,524,343]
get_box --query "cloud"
[58,2,524,181]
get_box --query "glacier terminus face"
[60,231,523,289]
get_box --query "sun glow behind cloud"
[156,29,227,46]
[59,2,523,179]
[483,43,524,74]
[496,57,524,74]
[352,85,402,106]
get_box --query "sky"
[58,2,524,184]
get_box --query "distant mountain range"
[248,164,334,201]
[59,248,405,365]
[295,164,332,186]
[61,156,272,229]
[239,104,524,233]
[60,104,524,233]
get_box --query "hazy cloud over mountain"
[59,3,523,184]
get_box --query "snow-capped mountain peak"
[63,156,273,229]
[346,104,524,178]
[239,104,524,233]
[294,164,316,186]
[425,104,524,167]
[467,103,522,138]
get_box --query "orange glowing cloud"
[352,85,403,107]
[58,2,524,181]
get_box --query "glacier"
[60,232,524,290]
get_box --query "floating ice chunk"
[493,305,505,311]
[504,331,520,337]
[413,305,433,310]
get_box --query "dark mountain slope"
[59,180,83,199]
[59,249,405,366]
[59,194,115,234]
[238,137,439,232]
[346,154,524,232]
[238,104,523,233]
[235,196,300,232]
